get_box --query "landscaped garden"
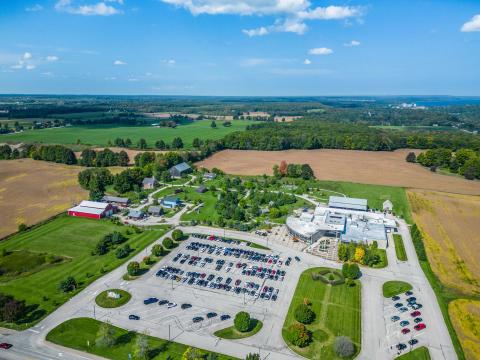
[95,289,131,308]
[46,317,237,360]
[214,311,263,340]
[393,234,408,261]
[395,346,431,360]
[282,267,361,359]
[383,281,413,298]
[0,215,169,329]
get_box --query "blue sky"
[0,0,479,95]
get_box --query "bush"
[334,336,355,358]
[115,244,131,259]
[127,261,140,276]
[151,244,164,257]
[288,323,312,348]
[172,229,184,241]
[17,223,27,232]
[234,311,251,332]
[294,304,316,324]
[342,263,360,280]
[59,276,77,293]
[245,354,260,360]
[162,237,174,249]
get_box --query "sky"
[0,0,479,96]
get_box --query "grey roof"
[203,172,216,178]
[196,184,207,192]
[341,218,387,243]
[128,210,144,218]
[142,177,156,185]
[102,195,129,204]
[148,206,162,214]
[162,196,180,203]
[171,162,191,172]
[328,196,367,211]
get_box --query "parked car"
[181,303,192,310]
[394,303,403,308]
[207,312,217,319]
[405,291,414,296]
[391,295,400,301]
[143,297,158,305]
[414,317,423,324]
[400,320,410,327]
[192,317,204,323]
[408,339,419,346]
[391,316,400,322]
[294,256,301,262]
[411,311,421,317]
[167,302,177,309]
[158,300,169,306]
[414,323,426,331]
[220,314,231,321]
[401,328,411,334]
[399,307,408,313]
[396,343,407,351]
[129,314,140,320]
[0,343,12,350]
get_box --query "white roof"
[69,205,105,215]
[328,196,368,211]
[78,200,109,210]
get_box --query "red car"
[235,279,241,286]
[0,343,12,350]
[401,328,411,335]
[411,311,421,317]
[414,323,426,331]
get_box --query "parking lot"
[115,233,298,338]
[384,289,429,357]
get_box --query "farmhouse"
[148,206,162,216]
[161,196,181,209]
[383,200,393,212]
[169,162,192,178]
[142,177,157,190]
[328,196,368,212]
[68,200,114,219]
[128,209,145,220]
[102,195,130,207]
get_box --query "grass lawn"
[383,281,413,298]
[282,267,361,359]
[4,120,256,149]
[0,215,169,329]
[46,317,237,360]
[371,249,388,269]
[214,319,263,339]
[393,234,408,261]
[395,346,431,360]
[95,289,131,308]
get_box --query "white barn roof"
[328,196,367,211]
[78,200,110,209]
[69,205,105,215]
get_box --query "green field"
[214,319,263,339]
[47,317,237,360]
[393,234,408,261]
[0,215,168,329]
[3,120,256,148]
[395,346,431,360]
[383,281,413,298]
[95,289,131,308]
[282,267,361,359]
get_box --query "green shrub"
[288,323,312,348]
[127,261,140,276]
[162,237,174,249]
[172,229,184,241]
[234,311,251,332]
[151,244,164,257]
[334,336,355,358]
[294,304,316,324]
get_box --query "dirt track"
[197,149,480,195]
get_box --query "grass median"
[383,281,413,298]
[393,234,408,261]
[214,319,263,339]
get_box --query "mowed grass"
[214,319,263,339]
[393,234,408,261]
[47,317,237,360]
[282,267,361,359]
[0,215,168,329]
[383,281,413,298]
[95,289,131,308]
[395,346,431,360]
[4,120,256,149]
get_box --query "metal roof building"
[68,200,113,219]
[328,196,368,212]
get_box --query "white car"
[167,302,177,309]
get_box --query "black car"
[294,256,301,262]
[220,314,231,321]
[391,295,400,301]
[405,290,414,296]
[181,303,192,310]
[206,312,217,319]
[158,299,169,306]
[407,297,416,303]
[143,297,158,305]
[408,339,419,346]
[129,314,140,320]
[396,343,407,351]
[192,317,204,323]
[414,317,423,323]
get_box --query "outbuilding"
[68,200,114,219]
[196,184,207,193]
[128,209,145,219]
[169,162,192,178]
[148,206,163,216]
[161,196,181,209]
[102,195,130,207]
[142,177,157,190]
[383,200,393,212]
[203,172,216,180]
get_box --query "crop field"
[0,215,168,329]
[197,149,480,195]
[407,189,480,296]
[449,299,480,360]
[0,159,87,238]
[3,120,256,149]
[282,267,361,359]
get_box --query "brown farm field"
[408,189,480,296]
[197,149,480,195]
[0,159,88,238]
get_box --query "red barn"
[68,200,114,219]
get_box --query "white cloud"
[46,55,59,62]
[26,64,36,70]
[303,58,311,65]
[55,0,122,16]
[25,4,43,12]
[308,47,333,55]
[23,52,32,60]
[10,52,36,70]
[161,1,365,36]
[344,40,361,47]
[461,14,480,32]
[113,59,127,65]
[161,59,176,65]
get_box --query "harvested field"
[0,159,87,238]
[74,147,167,165]
[449,299,480,360]
[197,149,480,195]
[408,189,480,296]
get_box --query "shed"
[102,195,130,207]
[383,200,393,212]
[128,210,145,219]
[148,206,163,216]
[169,162,192,178]
[142,177,157,190]
[161,196,181,209]
[196,184,207,193]
[203,172,216,180]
